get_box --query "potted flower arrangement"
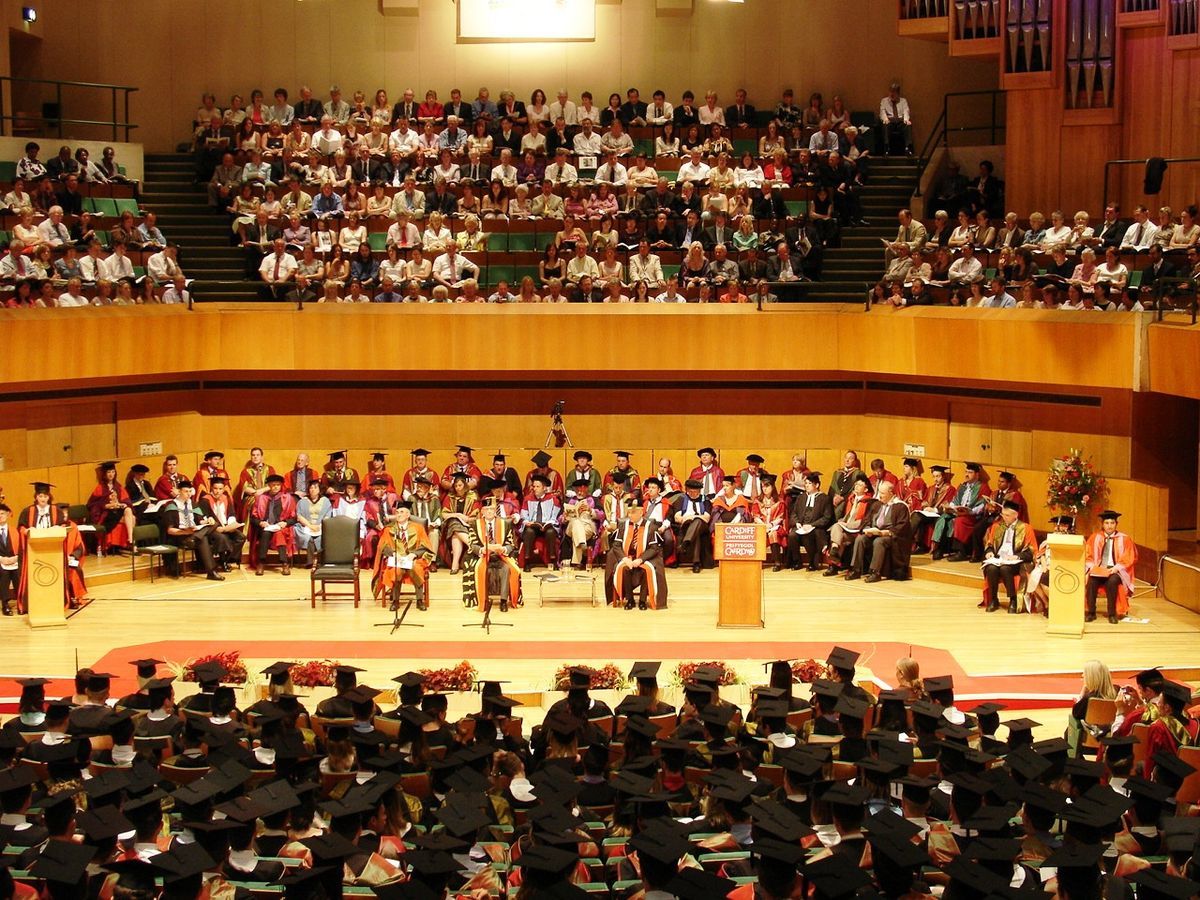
[1047,448,1107,525]
[552,663,627,691]
[178,650,248,684]
[289,660,341,688]
[671,661,741,687]
[790,659,828,683]
[419,660,478,692]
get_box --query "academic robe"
[757,497,787,546]
[490,466,523,496]
[1084,530,1137,618]
[250,491,298,556]
[979,518,1037,605]
[869,471,900,495]
[1143,715,1199,780]
[605,519,668,609]
[736,467,769,500]
[897,475,929,508]
[361,492,401,563]
[193,465,231,497]
[466,515,521,609]
[364,469,397,492]
[321,466,361,501]
[16,506,87,610]
[689,463,726,498]
[282,465,320,496]
[523,467,565,499]
[672,493,714,566]
[235,463,276,518]
[440,462,483,492]
[780,467,810,497]
[932,479,991,545]
[567,466,603,498]
[86,481,131,549]
[125,476,159,522]
[828,466,866,518]
[370,521,434,602]
[602,467,641,495]
[154,471,183,500]
[710,491,753,531]
[401,465,439,498]
[655,470,684,494]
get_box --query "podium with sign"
[26,527,68,629]
[1046,533,1085,639]
[714,522,765,628]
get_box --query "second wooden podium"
[714,522,765,628]
[26,526,68,629]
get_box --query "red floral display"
[290,660,341,688]
[1047,448,1107,515]
[180,650,248,684]
[672,660,741,687]
[419,660,478,693]
[553,663,627,691]
[791,659,829,684]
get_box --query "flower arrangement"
[290,660,341,688]
[419,660,478,693]
[672,661,741,687]
[553,663,627,691]
[178,650,248,684]
[790,659,828,684]
[1047,448,1107,515]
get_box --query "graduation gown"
[154,471,183,500]
[689,463,725,498]
[250,491,298,556]
[361,492,401,563]
[523,467,565,499]
[604,519,667,608]
[17,506,87,609]
[86,482,131,549]
[282,465,319,497]
[466,515,521,609]
[710,491,753,531]
[1084,530,1136,617]
[193,465,231,498]
[401,465,439,498]
[932,480,990,545]
[235,463,276,518]
[602,466,641,495]
[371,521,434,601]
[321,466,361,501]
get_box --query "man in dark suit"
[672,480,712,573]
[678,210,704,249]
[293,87,324,123]
[1094,203,1130,249]
[494,120,522,156]
[443,90,473,127]
[787,473,833,570]
[461,152,488,184]
[162,480,223,580]
[242,211,281,278]
[766,242,804,282]
[725,89,757,129]
[847,481,912,582]
[619,89,648,126]
[378,151,410,187]
[391,89,419,125]
[351,146,380,184]
[701,211,734,251]
[641,181,677,219]
[644,212,679,248]
[753,183,788,220]
[1142,245,1177,293]
[738,247,769,283]
[426,179,457,217]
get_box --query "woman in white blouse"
[421,211,452,252]
[337,212,367,254]
[948,210,974,249]
[366,184,392,218]
[1069,210,1094,248]
[521,121,547,157]
[378,246,406,284]
[405,246,432,286]
[1043,210,1073,246]
[434,149,461,183]
[734,151,765,189]
[371,90,392,128]
[1094,246,1128,290]
[527,89,550,124]
[598,245,624,287]
[1169,205,1199,250]
[655,123,681,157]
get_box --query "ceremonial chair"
[1081,697,1117,755]
[376,565,432,609]
[68,503,107,556]
[1131,723,1150,771]
[754,764,785,787]
[130,522,183,582]
[517,529,558,570]
[1175,747,1200,804]
[161,762,212,786]
[310,516,361,608]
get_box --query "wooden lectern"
[1046,533,1085,639]
[26,527,67,629]
[714,522,765,628]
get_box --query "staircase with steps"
[808,156,920,303]
[140,152,919,304]
[142,153,246,299]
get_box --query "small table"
[536,569,599,607]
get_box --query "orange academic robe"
[1084,530,1136,617]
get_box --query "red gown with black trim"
[86,482,132,550]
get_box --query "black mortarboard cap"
[531,450,553,467]
[666,867,738,900]
[1131,870,1200,900]
[128,659,164,677]
[1043,842,1105,869]
[31,840,97,884]
[804,853,871,898]
[629,821,690,864]
[826,646,859,670]
[76,805,134,841]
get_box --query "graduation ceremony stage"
[6,558,1199,742]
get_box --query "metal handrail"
[0,75,138,141]
[1101,155,1200,215]
[914,89,1006,196]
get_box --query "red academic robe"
[441,462,483,491]
[16,506,87,610]
[1143,716,1199,780]
[364,469,397,492]
[1084,530,1137,617]
[736,467,768,500]
[235,464,277,516]
[780,466,810,496]
[282,465,320,495]
[898,476,929,508]
[370,521,433,601]
[361,492,401,563]
[523,467,565,498]
[758,496,787,545]
[689,463,725,497]
[602,467,642,495]
[154,472,183,500]
[193,465,231,497]
[402,465,440,498]
[710,491,753,528]
[86,482,131,549]
[250,491,298,556]
[869,471,900,495]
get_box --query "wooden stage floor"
[3,558,1197,745]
